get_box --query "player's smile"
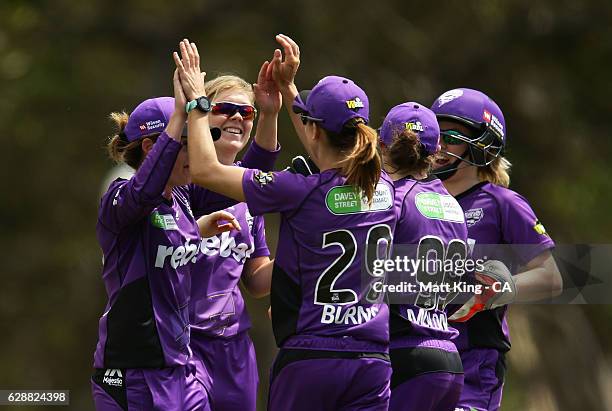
[221,124,245,140]
[434,153,451,167]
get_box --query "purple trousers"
[268,349,391,411]
[190,330,259,411]
[389,344,464,411]
[455,348,506,411]
[389,372,463,411]
[91,364,210,411]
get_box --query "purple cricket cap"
[430,88,506,144]
[124,97,176,142]
[379,102,440,155]
[292,75,369,134]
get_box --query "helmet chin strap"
[432,150,470,181]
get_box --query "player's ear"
[312,123,324,142]
[141,138,154,155]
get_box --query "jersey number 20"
[314,224,393,305]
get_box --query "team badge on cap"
[405,121,424,132]
[346,97,365,110]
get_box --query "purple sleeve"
[500,191,555,265]
[242,169,312,216]
[237,140,281,171]
[189,141,281,217]
[250,215,270,258]
[98,132,180,231]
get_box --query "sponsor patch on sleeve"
[253,171,274,187]
[533,219,548,236]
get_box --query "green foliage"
[1,1,610,409]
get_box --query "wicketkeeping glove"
[449,260,517,322]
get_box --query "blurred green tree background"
[1,0,611,409]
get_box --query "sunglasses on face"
[441,130,467,145]
[299,113,324,125]
[211,102,257,120]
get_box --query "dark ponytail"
[326,118,382,204]
[385,130,433,177]
[106,111,159,169]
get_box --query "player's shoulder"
[479,182,532,208]
[397,175,448,200]
[100,178,128,204]
[261,168,326,185]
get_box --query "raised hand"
[197,210,242,238]
[271,34,300,91]
[172,69,187,115]
[173,39,206,101]
[253,60,282,115]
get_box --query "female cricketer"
[431,88,563,411]
[175,37,397,411]
[379,102,467,411]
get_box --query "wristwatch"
[186,96,212,114]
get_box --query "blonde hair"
[478,156,512,187]
[205,75,254,104]
[106,111,160,169]
[326,119,382,204]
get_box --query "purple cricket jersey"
[95,132,199,369]
[189,139,277,338]
[389,176,469,349]
[242,168,397,353]
[190,203,269,337]
[453,182,555,352]
[94,136,278,369]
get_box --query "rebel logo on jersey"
[155,241,200,269]
[200,230,255,263]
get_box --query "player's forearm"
[253,112,278,152]
[513,253,563,302]
[243,258,273,298]
[188,110,246,201]
[165,111,187,142]
[281,84,309,148]
[188,109,216,177]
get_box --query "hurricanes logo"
[254,171,274,187]
[437,89,463,106]
[465,208,484,227]
[533,219,548,236]
[405,121,424,132]
[346,97,365,110]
